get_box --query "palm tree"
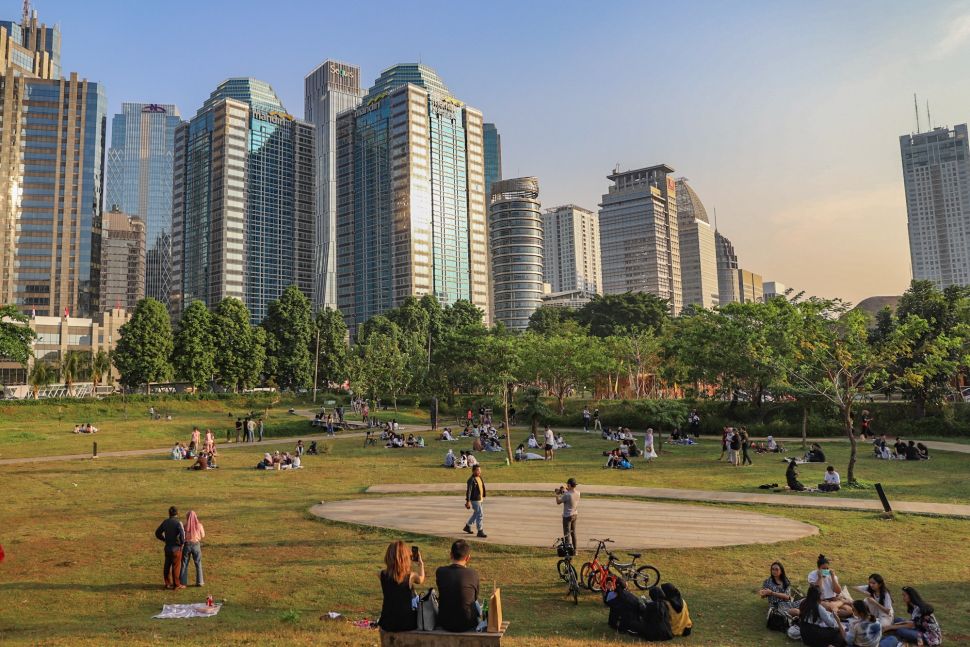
[517,385,554,438]
[61,350,89,394]
[29,361,57,399]
[91,350,111,390]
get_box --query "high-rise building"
[304,60,362,311]
[489,177,543,331]
[105,102,182,306]
[0,10,105,317]
[715,231,740,305]
[542,204,602,295]
[762,280,787,300]
[901,125,970,288]
[335,63,490,332]
[100,208,145,311]
[675,178,718,310]
[598,165,682,312]
[737,268,763,303]
[483,123,502,200]
[171,78,314,323]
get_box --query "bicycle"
[580,538,614,591]
[584,539,661,591]
[553,536,580,605]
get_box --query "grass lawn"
[1,411,969,645]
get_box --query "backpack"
[416,588,439,631]
[766,607,792,632]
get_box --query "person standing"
[257,418,264,442]
[582,406,591,432]
[154,506,185,590]
[593,408,602,432]
[556,478,580,550]
[544,425,556,461]
[688,410,701,437]
[244,418,254,443]
[179,510,205,587]
[234,418,243,443]
[644,428,658,459]
[463,465,487,538]
[326,413,335,437]
[740,428,753,466]
[204,429,215,454]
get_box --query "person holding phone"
[378,540,426,632]
[555,478,580,551]
[808,554,852,618]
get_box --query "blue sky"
[32,0,970,302]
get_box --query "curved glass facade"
[489,177,544,331]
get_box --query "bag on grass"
[787,623,801,640]
[766,607,792,632]
[416,587,439,631]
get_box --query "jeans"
[889,618,921,643]
[179,541,204,585]
[562,515,577,550]
[245,428,254,443]
[258,425,264,441]
[466,501,484,532]
[583,418,590,432]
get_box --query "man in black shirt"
[155,506,185,589]
[436,540,480,632]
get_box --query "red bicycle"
[582,538,660,591]
[580,538,615,592]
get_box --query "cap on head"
[566,478,577,487]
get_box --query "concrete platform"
[309,495,817,549]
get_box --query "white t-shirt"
[545,429,555,446]
[808,570,841,600]
[804,603,839,628]
[824,471,841,485]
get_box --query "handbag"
[416,587,439,631]
[766,607,791,632]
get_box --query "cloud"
[928,12,970,60]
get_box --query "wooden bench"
[380,622,510,647]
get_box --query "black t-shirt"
[436,564,480,632]
[378,570,416,632]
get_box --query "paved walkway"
[366,482,970,519]
[309,495,818,549]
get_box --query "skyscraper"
[483,123,502,201]
[715,231,740,305]
[0,10,105,317]
[762,281,787,300]
[304,60,362,311]
[598,165,682,312]
[542,204,602,295]
[489,177,544,331]
[737,269,763,303]
[901,124,970,288]
[100,208,145,311]
[335,63,490,332]
[105,102,182,306]
[171,78,314,323]
[675,178,718,310]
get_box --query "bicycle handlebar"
[589,538,614,544]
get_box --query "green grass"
[0,410,969,645]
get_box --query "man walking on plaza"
[556,478,580,551]
[154,506,185,590]
[463,465,487,538]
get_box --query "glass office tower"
[489,177,544,331]
[172,79,314,323]
[483,123,502,202]
[105,103,182,306]
[335,64,490,333]
[0,10,105,317]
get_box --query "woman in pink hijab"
[179,510,206,587]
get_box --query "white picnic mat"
[153,603,222,619]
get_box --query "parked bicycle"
[582,538,660,591]
[554,536,580,604]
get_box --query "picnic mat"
[153,603,222,619]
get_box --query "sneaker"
[462,525,473,534]
[477,531,487,538]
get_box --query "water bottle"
[207,595,213,607]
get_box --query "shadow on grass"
[2,581,160,592]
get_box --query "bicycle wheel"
[631,565,661,590]
[557,559,572,582]
[568,572,580,605]
[587,568,604,592]
[579,562,593,589]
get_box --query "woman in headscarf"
[179,510,205,587]
[661,583,692,636]
[786,459,806,491]
[640,585,674,641]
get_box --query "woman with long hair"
[760,561,800,617]
[378,541,425,632]
[179,510,205,587]
[885,587,942,646]
[852,573,893,628]
[786,459,806,491]
[798,584,846,646]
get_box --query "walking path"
[309,494,818,549]
[366,482,970,519]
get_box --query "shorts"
[544,444,554,450]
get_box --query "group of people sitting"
[668,428,697,445]
[383,432,425,448]
[604,449,635,469]
[526,430,570,451]
[255,451,302,470]
[186,450,218,470]
[786,460,842,492]
[759,555,942,646]
[602,578,693,642]
[754,435,787,454]
[71,423,99,434]
[443,449,479,469]
[802,443,827,463]
[514,444,545,461]
[471,433,503,453]
[872,437,929,461]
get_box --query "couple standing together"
[154,506,206,589]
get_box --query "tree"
[785,300,926,483]
[576,292,670,338]
[314,308,349,390]
[28,361,57,399]
[478,334,522,464]
[212,298,263,392]
[61,350,89,393]
[519,331,599,414]
[516,385,554,438]
[112,298,174,389]
[527,305,577,336]
[91,350,111,389]
[172,300,216,390]
[0,305,36,366]
[352,330,409,408]
[262,286,314,391]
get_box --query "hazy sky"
[34,0,970,303]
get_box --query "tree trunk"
[914,394,926,419]
[531,413,538,438]
[844,407,857,483]
[801,405,808,450]
[557,393,566,415]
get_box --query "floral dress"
[914,609,943,646]
[762,577,799,614]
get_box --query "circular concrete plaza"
[309,494,817,549]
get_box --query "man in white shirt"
[544,426,556,461]
[820,465,841,492]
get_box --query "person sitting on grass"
[916,443,929,460]
[905,441,921,461]
[465,452,479,469]
[818,465,841,492]
[661,583,692,637]
[281,453,302,469]
[893,437,907,459]
[483,437,502,452]
[439,428,454,441]
[307,441,318,455]
[852,574,894,629]
[472,436,484,452]
[171,443,184,460]
[603,577,647,637]
[808,555,853,618]
[444,449,456,468]
[760,561,801,619]
[527,431,541,449]
[295,440,305,456]
[884,586,942,646]
[787,459,807,491]
[798,584,846,647]
[845,599,882,647]
[515,444,545,461]
[189,452,210,471]
[874,441,891,460]
[639,586,674,641]
[555,434,571,449]
[804,443,826,463]
[604,449,621,469]
[256,453,273,469]
[616,456,634,470]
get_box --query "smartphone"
[411,546,420,561]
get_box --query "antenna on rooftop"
[22,0,29,27]
[713,206,718,232]
[914,93,921,133]
[927,100,932,130]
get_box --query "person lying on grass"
[514,444,545,461]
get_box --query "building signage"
[329,62,355,83]
[252,109,294,125]
[142,104,166,113]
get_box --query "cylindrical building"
[489,177,544,331]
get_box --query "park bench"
[380,622,510,647]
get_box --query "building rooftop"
[365,63,451,101]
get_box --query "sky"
[29,0,970,303]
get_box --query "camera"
[555,486,565,495]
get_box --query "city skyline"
[22,0,970,304]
